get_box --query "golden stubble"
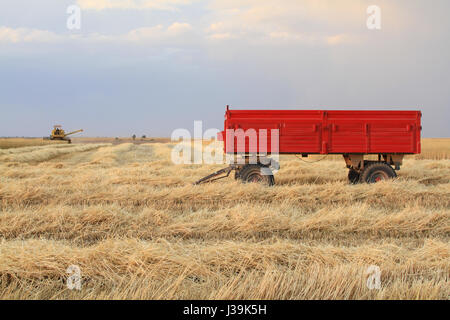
[0,139,448,299]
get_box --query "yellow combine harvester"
[45,125,83,144]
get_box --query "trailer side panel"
[222,109,421,155]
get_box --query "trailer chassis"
[194,153,405,186]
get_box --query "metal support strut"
[194,165,237,185]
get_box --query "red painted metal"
[219,108,422,155]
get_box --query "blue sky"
[0,0,449,137]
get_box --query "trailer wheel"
[348,169,360,184]
[360,162,397,184]
[239,164,275,186]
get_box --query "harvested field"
[0,139,448,299]
[71,137,171,145]
[0,138,66,149]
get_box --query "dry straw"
[0,139,448,299]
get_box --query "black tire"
[348,169,360,184]
[239,164,275,186]
[359,162,397,184]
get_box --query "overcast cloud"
[0,0,449,137]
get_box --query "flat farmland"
[0,139,448,299]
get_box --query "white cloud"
[1,1,370,47]
[208,0,367,23]
[207,32,234,40]
[125,22,193,43]
[167,22,192,35]
[208,22,225,32]
[1,0,370,48]
[77,0,192,11]
[0,23,194,46]
[267,31,353,46]
[0,27,62,43]
[125,25,165,42]
[326,34,351,46]
[203,0,389,45]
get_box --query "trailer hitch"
[193,165,237,185]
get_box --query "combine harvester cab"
[45,125,84,144]
[195,106,422,186]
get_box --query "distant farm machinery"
[44,125,83,143]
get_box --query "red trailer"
[195,106,422,185]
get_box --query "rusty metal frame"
[343,154,365,171]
